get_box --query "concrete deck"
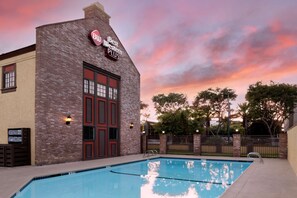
[0,155,296,198]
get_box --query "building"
[0,2,140,165]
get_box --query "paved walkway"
[0,155,296,198]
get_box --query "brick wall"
[233,133,241,157]
[279,133,287,159]
[193,134,201,155]
[159,134,167,154]
[35,10,140,165]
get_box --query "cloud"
[139,19,297,116]
[0,0,62,31]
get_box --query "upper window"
[109,88,118,100]
[83,79,94,95]
[2,64,16,93]
[97,84,106,98]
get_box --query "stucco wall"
[0,51,36,165]
[288,127,297,176]
[35,11,140,164]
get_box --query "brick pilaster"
[233,133,241,157]
[193,134,201,155]
[279,133,287,159]
[159,134,167,154]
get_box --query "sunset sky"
[1,0,297,121]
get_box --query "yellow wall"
[288,127,297,176]
[0,51,36,165]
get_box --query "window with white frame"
[83,79,95,95]
[109,88,118,100]
[2,64,16,93]
[97,84,106,97]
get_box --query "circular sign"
[90,30,102,46]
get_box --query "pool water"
[14,158,252,198]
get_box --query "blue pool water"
[14,158,251,198]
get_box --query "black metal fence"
[241,136,279,158]
[147,134,279,158]
[201,135,233,156]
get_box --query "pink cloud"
[0,0,62,31]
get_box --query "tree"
[238,102,250,135]
[152,93,188,115]
[193,87,237,135]
[152,93,189,134]
[140,101,150,127]
[246,81,297,137]
[154,109,192,135]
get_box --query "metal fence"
[241,136,279,158]
[147,134,279,158]
[201,135,233,156]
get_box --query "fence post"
[193,134,201,155]
[233,133,241,157]
[279,132,287,159]
[159,134,167,154]
[141,134,147,153]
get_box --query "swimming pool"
[13,158,252,198]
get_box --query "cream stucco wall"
[0,51,36,165]
[288,126,297,176]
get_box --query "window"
[83,126,94,140]
[84,79,89,93]
[83,79,94,95]
[113,88,118,100]
[97,84,106,97]
[89,81,94,94]
[2,64,16,92]
[109,128,118,139]
[109,88,118,100]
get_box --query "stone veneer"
[159,134,167,154]
[233,133,241,157]
[279,133,288,159]
[35,3,140,165]
[193,134,201,155]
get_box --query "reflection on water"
[14,158,251,198]
[139,159,250,198]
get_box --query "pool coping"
[10,155,253,198]
[1,154,296,198]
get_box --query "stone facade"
[35,3,140,165]
[279,133,288,159]
[159,134,167,154]
[193,134,201,155]
[233,133,241,157]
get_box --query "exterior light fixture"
[196,129,199,133]
[66,115,72,125]
[142,130,145,134]
[130,122,134,129]
[162,131,165,134]
[235,129,239,133]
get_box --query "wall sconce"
[162,131,165,134]
[66,115,72,125]
[235,129,239,133]
[196,129,199,133]
[130,122,134,129]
